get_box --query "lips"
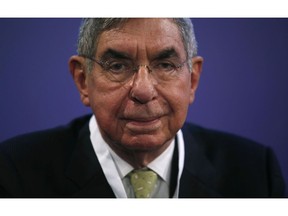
[122,115,163,133]
[124,116,160,122]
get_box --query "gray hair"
[77,18,198,73]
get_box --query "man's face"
[74,19,202,154]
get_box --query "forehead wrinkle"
[96,19,186,62]
[96,31,139,59]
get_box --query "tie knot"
[130,169,158,198]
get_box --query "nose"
[129,65,157,104]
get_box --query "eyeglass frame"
[79,54,189,82]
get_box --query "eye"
[104,61,128,73]
[153,62,177,72]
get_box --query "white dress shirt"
[89,115,185,198]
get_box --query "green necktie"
[130,169,158,198]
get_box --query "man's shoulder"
[182,122,267,153]
[181,122,285,197]
[181,122,275,178]
[0,114,92,155]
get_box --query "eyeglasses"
[79,54,188,83]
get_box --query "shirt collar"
[107,137,175,183]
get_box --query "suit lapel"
[178,124,222,197]
[65,121,115,198]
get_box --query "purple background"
[0,18,287,195]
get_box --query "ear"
[69,55,90,107]
[189,56,203,104]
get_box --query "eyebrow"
[99,47,181,62]
[152,48,180,60]
[99,49,133,61]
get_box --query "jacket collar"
[179,123,222,197]
[64,121,115,198]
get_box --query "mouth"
[122,116,163,133]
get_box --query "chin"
[120,135,171,152]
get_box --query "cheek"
[171,96,190,127]
[87,78,127,120]
[162,77,192,111]
[159,79,192,129]
[89,91,123,118]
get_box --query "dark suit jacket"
[0,115,285,197]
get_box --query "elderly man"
[0,18,285,198]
